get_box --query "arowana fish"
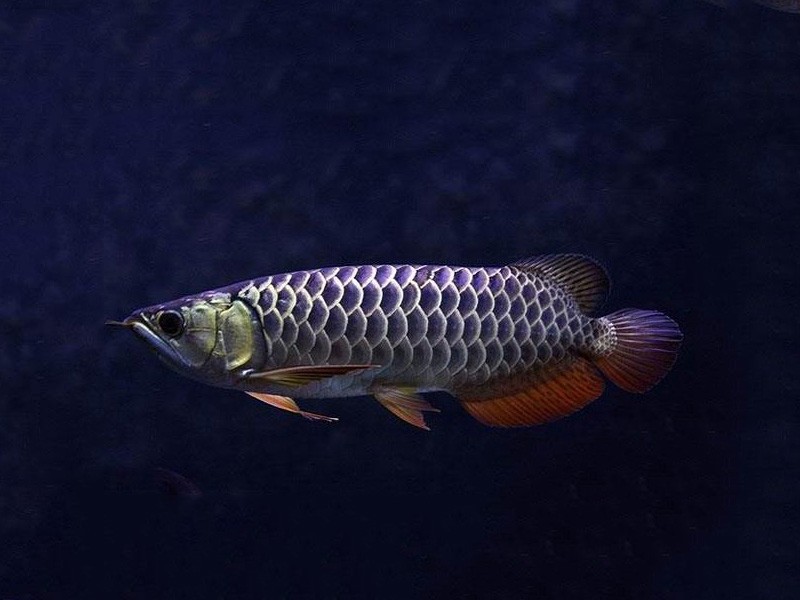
[110,255,682,430]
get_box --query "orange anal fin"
[372,388,438,431]
[245,364,378,388]
[457,357,605,428]
[246,392,338,423]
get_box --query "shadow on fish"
[703,0,800,13]
[108,255,682,430]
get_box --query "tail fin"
[592,309,682,393]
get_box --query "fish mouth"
[114,313,192,370]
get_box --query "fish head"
[119,292,266,386]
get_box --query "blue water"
[1,1,798,598]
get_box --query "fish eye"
[157,310,184,337]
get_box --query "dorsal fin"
[512,254,610,314]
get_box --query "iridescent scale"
[229,264,594,395]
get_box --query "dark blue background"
[1,1,798,598]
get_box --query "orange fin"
[457,357,605,427]
[512,254,609,314]
[373,387,439,431]
[246,392,338,422]
[593,309,682,393]
[245,364,377,387]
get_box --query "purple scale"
[259,287,277,312]
[344,309,367,342]
[281,317,299,346]
[484,338,503,371]
[309,332,331,364]
[521,281,537,303]
[262,309,283,341]
[461,312,481,346]
[379,280,402,315]
[514,319,531,344]
[444,312,464,344]
[426,310,447,345]
[322,277,344,306]
[418,283,441,315]
[375,265,396,286]
[530,321,546,345]
[495,314,513,344]
[488,272,504,295]
[324,304,347,341]
[433,267,453,288]
[350,340,372,365]
[405,307,427,346]
[464,341,486,373]
[371,339,393,366]
[356,265,376,285]
[337,265,357,285]
[360,280,382,315]
[538,343,552,364]
[470,269,488,294]
[307,298,329,333]
[538,287,552,307]
[271,272,291,291]
[340,281,363,314]
[395,265,415,287]
[400,283,420,313]
[504,275,521,298]
[475,290,494,318]
[289,271,309,289]
[493,291,510,317]
[520,341,537,365]
[392,338,414,371]
[277,286,295,315]
[479,313,500,345]
[410,338,433,370]
[292,290,313,322]
[540,305,555,327]
[304,271,325,297]
[429,339,451,375]
[509,296,526,322]
[554,313,567,329]
[414,266,431,285]
[457,288,478,314]
[525,302,541,324]
[439,284,459,316]
[295,322,316,355]
[453,268,472,291]
[386,310,408,346]
[330,336,352,364]
[447,339,468,373]
[552,296,565,314]
[504,341,521,368]
[365,311,388,346]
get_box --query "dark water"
[2,1,798,598]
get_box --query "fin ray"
[246,392,338,422]
[373,387,438,430]
[512,254,609,314]
[246,364,377,388]
[457,357,605,427]
[592,309,682,393]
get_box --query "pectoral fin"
[245,364,377,388]
[372,387,439,431]
[246,392,338,422]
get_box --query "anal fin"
[246,392,338,422]
[372,387,439,431]
[457,357,605,427]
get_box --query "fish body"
[117,255,682,429]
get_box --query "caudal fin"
[592,309,682,393]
